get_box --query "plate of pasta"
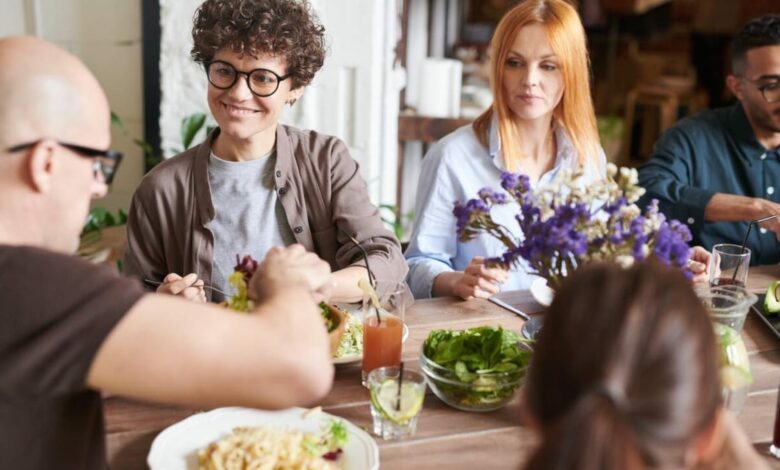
[147,406,379,470]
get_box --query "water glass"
[362,281,412,383]
[367,366,426,440]
[695,284,757,414]
[708,243,751,287]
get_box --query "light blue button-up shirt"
[405,118,606,299]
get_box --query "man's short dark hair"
[732,14,780,76]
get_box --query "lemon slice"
[714,324,751,370]
[359,278,381,309]
[370,379,424,425]
[713,323,752,389]
[720,364,752,390]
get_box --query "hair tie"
[591,383,628,411]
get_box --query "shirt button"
[768,186,775,195]
[761,153,767,160]
[275,170,282,177]
[761,227,768,234]
[293,226,303,234]
[687,217,695,225]
[278,187,288,195]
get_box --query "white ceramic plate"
[331,304,409,365]
[147,406,379,470]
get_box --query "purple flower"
[453,167,694,283]
[478,188,508,205]
[453,198,491,242]
[501,172,531,200]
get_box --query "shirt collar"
[728,102,770,164]
[487,113,577,171]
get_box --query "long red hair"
[473,0,600,170]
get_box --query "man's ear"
[26,140,57,193]
[726,75,743,102]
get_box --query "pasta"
[198,425,342,470]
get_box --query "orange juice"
[362,313,403,376]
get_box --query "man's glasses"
[206,60,292,98]
[740,77,780,103]
[7,140,123,184]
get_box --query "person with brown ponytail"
[523,261,768,470]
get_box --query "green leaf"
[454,361,478,382]
[180,113,207,150]
[81,207,127,235]
[111,111,127,134]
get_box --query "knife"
[488,296,531,321]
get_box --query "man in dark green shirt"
[639,14,780,265]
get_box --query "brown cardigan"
[123,125,407,300]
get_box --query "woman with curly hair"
[124,0,406,302]
[524,261,768,469]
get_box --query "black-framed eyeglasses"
[7,140,123,184]
[740,77,780,103]
[206,60,292,98]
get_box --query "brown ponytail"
[526,390,643,470]
[524,261,721,470]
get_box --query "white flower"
[614,255,636,268]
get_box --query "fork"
[143,278,228,296]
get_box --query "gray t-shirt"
[208,150,296,299]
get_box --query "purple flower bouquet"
[453,164,694,292]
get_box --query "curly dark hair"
[732,14,780,75]
[191,0,326,89]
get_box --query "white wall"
[0,0,145,213]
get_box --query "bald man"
[0,37,334,470]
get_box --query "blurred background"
[2,0,778,246]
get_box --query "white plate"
[331,304,409,365]
[147,406,379,470]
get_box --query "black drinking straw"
[732,214,777,282]
[396,361,405,412]
[341,230,381,325]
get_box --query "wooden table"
[105,268,780,469]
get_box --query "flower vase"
[522,278,555,339]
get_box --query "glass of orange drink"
[361,281,411,384]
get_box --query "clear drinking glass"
[361,281,412,383]
[695,284,757,414]
[708,243,751,288]
[367,366,426,440]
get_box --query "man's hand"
[688,246,711,283]
[756,206,780,241]
[156,273,206,302]
[249,244,332,302]
[705,194,780,240]
[451,256,509,300]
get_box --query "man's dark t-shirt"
[0,245,145,469]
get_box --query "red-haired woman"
[405,0,606,300]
